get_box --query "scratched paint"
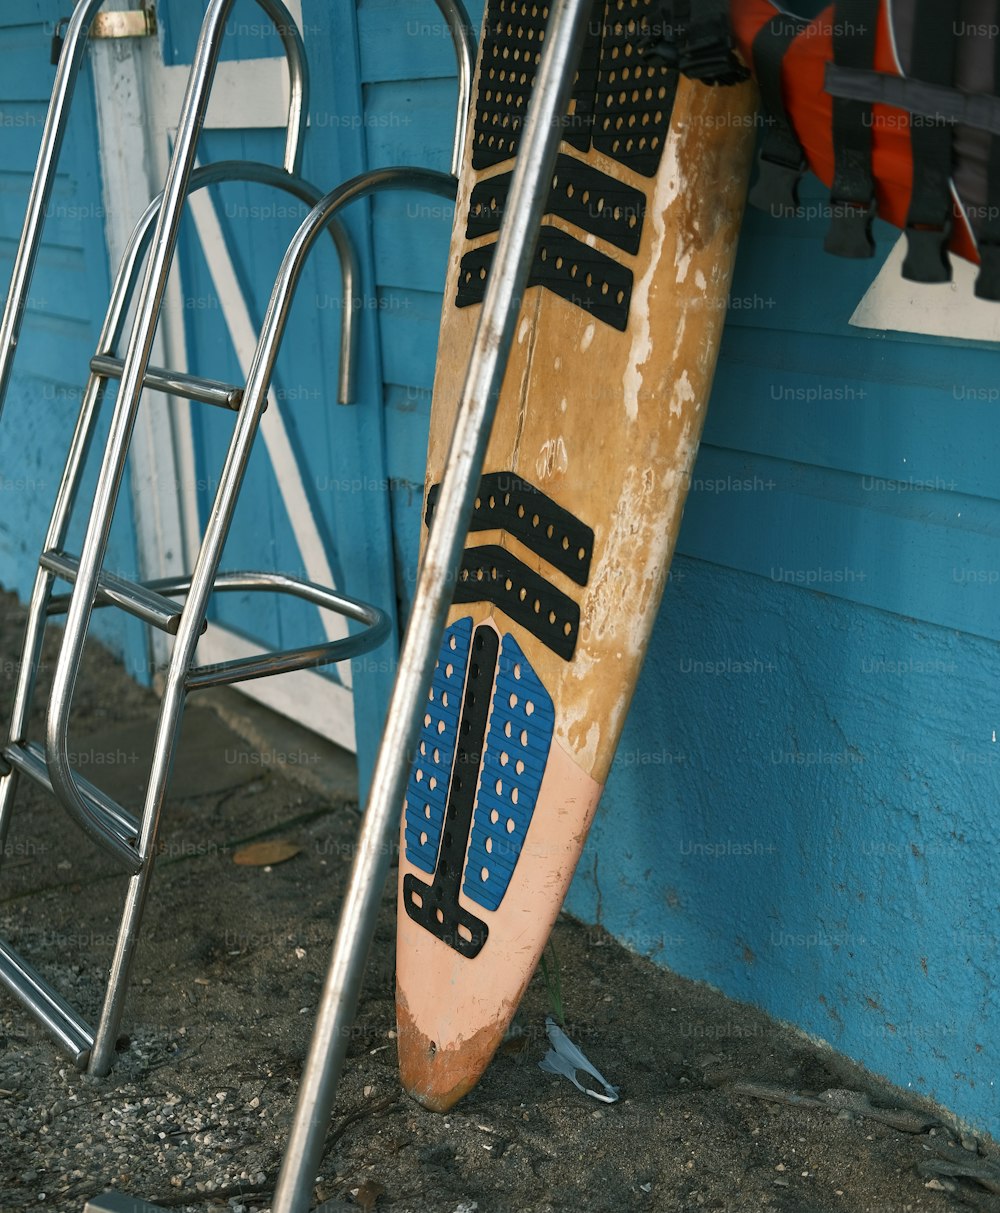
[621,136,684,423]
[536,435,568,478]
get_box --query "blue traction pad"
[403,616,472,874]
[463,633,554,911]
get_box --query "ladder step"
[40,550,206,636]
[0,935,94,1067]
[4,741,141,871]
[90,353,244,410]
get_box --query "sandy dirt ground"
[1,589,998,1213]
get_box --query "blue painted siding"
[0,3,147,679]
[561,180,1000,1133]
[565,558,1000,1134]
[155,0,403,792]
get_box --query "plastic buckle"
[902,221,953,284]
[824,196,876,259]
[681,18,751,85]
[638,3,683,69]
[639,31,681,70]
[748,151,805,218]
[974,239,1000,301]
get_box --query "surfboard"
[396,0,757,1112]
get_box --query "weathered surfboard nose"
[396,992,501,1112]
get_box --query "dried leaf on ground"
[233,839,301,866]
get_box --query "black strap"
[748,11,809,216]
[682,0,750,84]
[975,28,1000,299]
[825,62,1000,137]
[824,0,879,258]
[901,0,957,284]
[640,0,749,85]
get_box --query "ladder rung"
[4,741,141,872]
[90,354,244,410]
[40,550,206,636]
[0,935,94,1067]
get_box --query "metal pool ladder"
[0,0,462,1078]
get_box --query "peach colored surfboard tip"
[396,989,503,1113]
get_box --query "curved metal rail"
[0,0,309,422]
[0,0,105,420]
[42,0,303,862]
[434,0,476,176]
[105,160,360,404]
[0,156,360,812]
[30,161,361,870]
[76,166,456,1075]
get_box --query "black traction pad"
[425,471,594,586]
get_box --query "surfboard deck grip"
[425,471,595,586]
[403,624,499,957]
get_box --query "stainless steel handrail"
[81,166,456,1076]
[434,0,476,176]
[0,0,105,421]
[0,160,354,817]
[102,160,361,403]
[256,0,310,175]
[28,164,360,868]
[42,0,294,907]
[181,572,392,689]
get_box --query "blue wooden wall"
[353,0,478,619]
[0,2,147,679]
[566,185,1000,1134]
[2,0,998,1140]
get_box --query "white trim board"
[850,235,1000,344]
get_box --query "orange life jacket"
[723,0,998,295]
[644,1,999,296]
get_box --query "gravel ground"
[1,587,999,1213]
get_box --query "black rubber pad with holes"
[452,545,581,660]
[457,224,632,329]
[466,154,647,254]
[425,472,594,586]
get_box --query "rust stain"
[397,985,508,1113]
